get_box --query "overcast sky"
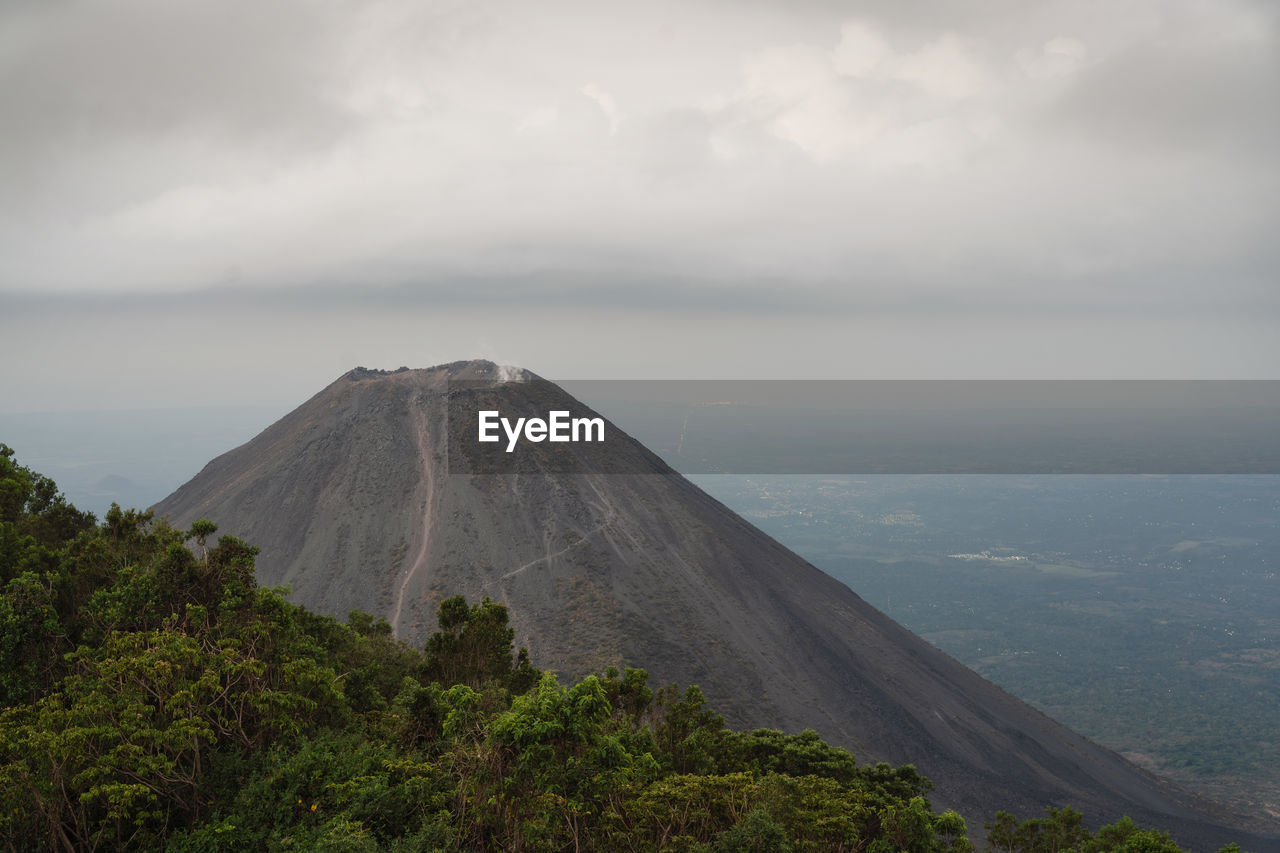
[2,0,1278,411]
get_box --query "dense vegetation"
[0,446,1255,851]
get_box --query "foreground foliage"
[0,446,1255,851]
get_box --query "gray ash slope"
[154,361,1278,851]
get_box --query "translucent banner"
[446,380,1280,474]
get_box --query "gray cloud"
[1045,31,1280,156]
[0,2,355,223]
[1,0,1277,401]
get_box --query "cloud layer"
[1,0,1277,403]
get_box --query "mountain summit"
[154,361,1276,849]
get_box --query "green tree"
[713,806,792,852]
[423,595,539,692]
[463,672,658,850]
[653,683,729,775]
[186,519,218,564]
[1083,816,1183,853]
[986,806,1088,853]
[0,443,95,553]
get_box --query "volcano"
[154,361,1277,850]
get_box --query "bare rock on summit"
[154,360,1278,851]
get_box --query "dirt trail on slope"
[501,471,639,581]
[391,406,437,636]
[502,521,606,580]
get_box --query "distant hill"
[154,361,1279,850]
